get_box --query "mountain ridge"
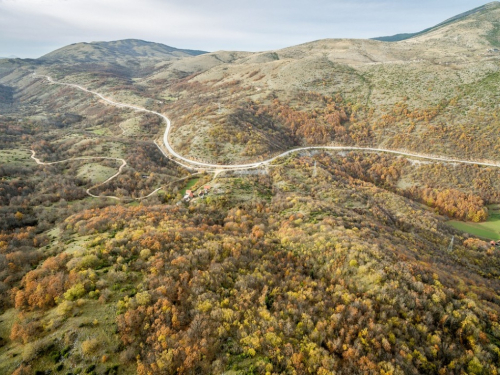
[373,1,500,42]
[38,38,207,64]
[5,2,499,67]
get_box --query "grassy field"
[0,309,23,374]
[77,163,118,184]
[180,177,200,196]
[86,127,112,136]
[0,149,32,166]
[448,205,500,240]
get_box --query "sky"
[0,0,493,58]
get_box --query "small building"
[198,186,211,198]
[183,190,194,202]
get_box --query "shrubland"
[3,6,500,372]
[2,150,500,374]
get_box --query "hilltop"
[38,39,207,65]
[31,39,208,78]
[373,1,500,42]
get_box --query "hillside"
[2,3,500,375]
[124,1,500,166]
[373,1,500,42]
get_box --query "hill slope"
[133,0,500,165]
[373,1,500,42]
[3,3,500,375]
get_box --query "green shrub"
[135,291,151,306]
[64,283,86,301]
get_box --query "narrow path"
[118,123,129,136]
[33,73,500,171]
[30,150,163,201]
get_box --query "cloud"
[0,0,492,57]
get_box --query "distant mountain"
[37,39,207,64]
[373,1,500,42]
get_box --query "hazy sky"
[0,0,493,58]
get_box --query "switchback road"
[33,73,500,172]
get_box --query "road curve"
[31,150,163,201]
[34,73,500,170]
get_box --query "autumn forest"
[3,4,500,374]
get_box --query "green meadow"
[448,205,500,240]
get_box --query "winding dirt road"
[33,72,500,175]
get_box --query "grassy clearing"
[86,127,112,136]
[180,177,200,196]
[77,163,117,184]
[448,221,500,240]
[0,309,16,343]
[160,95,178,102]
[63,234,93,255]
[39,300,127,374]
[118,117,140,136]
[44,227,61,251]
[0,309,24,374]
[0,149,31,166]
[92,142,125,159]
[10,300,130,375]
[448,205,500,240]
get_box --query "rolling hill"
[2,3,500,375]
[128,0,500,167]
[38,39,207,64]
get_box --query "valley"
[2,3,500,374]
